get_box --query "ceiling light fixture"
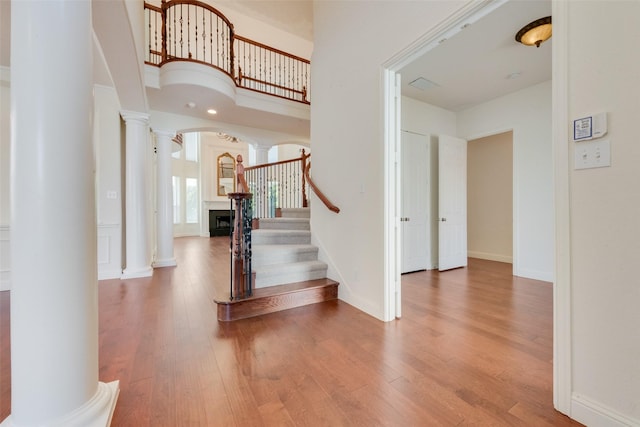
[515,16,552,48]
[207,109,217,115]
[216,132,240,143]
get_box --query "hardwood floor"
[0,236,582,426]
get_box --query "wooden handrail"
[234,34,311,65]
[304,161,340,214]
[244,156,304,171]
[242,150,338,215]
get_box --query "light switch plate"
[574,139,611,170]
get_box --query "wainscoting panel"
[98,223,122,280]
[0,224,122,287]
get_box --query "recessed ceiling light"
[186,101,196,108]
[207,109,217,115]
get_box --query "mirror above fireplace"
[217,152,235,196]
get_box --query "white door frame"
[381,0,571,416]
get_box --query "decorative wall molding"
[97,224,122,280]
[1,223,126,287]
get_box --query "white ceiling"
[399,0,551,112]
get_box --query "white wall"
[95,85,123,280]
[566,2,640,425]
[212,4,313,61]
[0,72,10,290]
[401,96,457,136]
[457,80,553,281]
[311,0,466,320]
[277,143,308,162]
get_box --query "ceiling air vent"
[409,77,440,91]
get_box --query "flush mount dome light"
[515,16,552,47]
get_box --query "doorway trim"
[381,0,571,416]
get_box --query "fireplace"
[209,210,233,237]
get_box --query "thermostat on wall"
[573,112,607,141]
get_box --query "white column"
[6,1,118,426]
[121,111,153,279]
[152,130,177,267]
[254,143,272,165]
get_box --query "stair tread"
[261,217,309,222]
[252,229,310,235]
[253,244,317,252]
[214,278,338,304]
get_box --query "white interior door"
[401,131,429,273]
[438,134,467,271]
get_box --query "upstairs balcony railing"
[144,1,310,104]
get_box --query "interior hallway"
[0,236,582,426]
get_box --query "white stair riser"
[254,267,328,288]
[253,248,318,266]
[252,232,310,245]
[279,208,310,219]
[259,219,310,230]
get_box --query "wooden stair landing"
[214,278,339,321]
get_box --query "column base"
[121,266,153,279]
[153,258,177,268]
[1,381,120,427]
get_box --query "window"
[186,178,198,223]
[185,133,198,162]
[171,132,200,235]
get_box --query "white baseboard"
[467,250,512,264]
[514,267,554,282]
[153,258,177,268]
[121,266,153,279]
[0,273,10,291]
[571,393,640,427]
[98,270,122,281]
[1,381,120,427]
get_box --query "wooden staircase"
[215,208,339,321]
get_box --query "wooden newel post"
[228,155,253,300]
[301,149,309,208]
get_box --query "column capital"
[252,142,274,151]
[152,129,176,139]
[120,110,150,124]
